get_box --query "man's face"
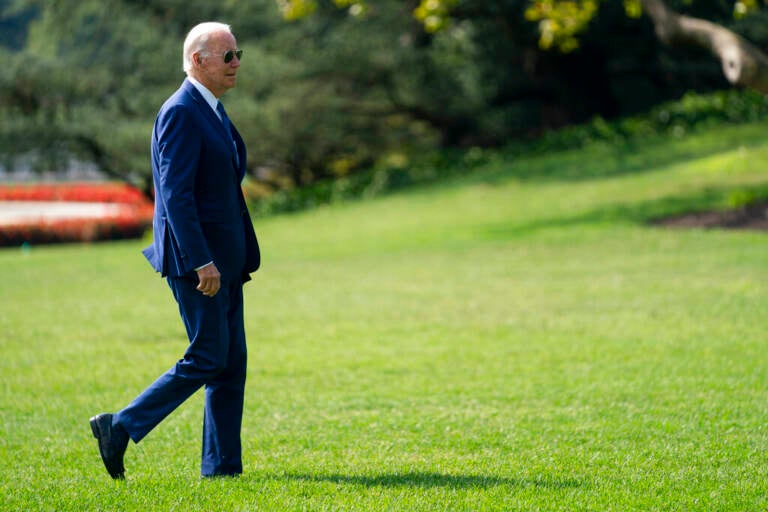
[194,31,240,97]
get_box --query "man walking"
[90,21,260,479]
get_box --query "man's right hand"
[196,263,221,297]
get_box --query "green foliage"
[276,0,367,20]
[524,0,600,52]
[481,0,764,52]
[3,121,768,509]
[0,0,182,187]
[532,89,768,151]
[239,2,444,187]
[726,185,768,209]
[2,0,767,193]
[249,90,768,215]
[414,0,458,32]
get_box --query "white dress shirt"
[186,75,220,272]
[187,76,222,121]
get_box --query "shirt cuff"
[194,261,214,271]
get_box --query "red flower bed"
[0,182,148,204]
[0,183,154,247]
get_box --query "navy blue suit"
[115,79,260,476]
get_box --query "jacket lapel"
[181,80,241,172]
[182,80,232,143]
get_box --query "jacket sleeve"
[154,104,213,273]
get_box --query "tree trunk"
[640,0,768,93]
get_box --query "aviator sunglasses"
[223,49,243,63]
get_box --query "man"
[90,22,260,479]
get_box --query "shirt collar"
[187,76,221,119]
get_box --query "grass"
[2,121,768,510]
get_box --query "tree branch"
[640,0,768,93]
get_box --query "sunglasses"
[223,49,243,63]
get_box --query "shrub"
[248,90,768,217]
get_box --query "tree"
[0,0,277,191]
[2,0,502,187]
[0,0,182,189]
[638,0,768,92]
[413,0,768,92]
[2,0,765,194]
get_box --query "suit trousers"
[114,275,247,476]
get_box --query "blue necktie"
[216,101,240,168]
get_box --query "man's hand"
[196,263,221,297]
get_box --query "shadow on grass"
[276,471,582,490]
[481,183,768,239]
[471,126,768,186]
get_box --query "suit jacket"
[143,79,260,283]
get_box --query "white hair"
[182,22,232,73]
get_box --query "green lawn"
[2,122,768,510]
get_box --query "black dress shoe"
[90,413,129,479]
